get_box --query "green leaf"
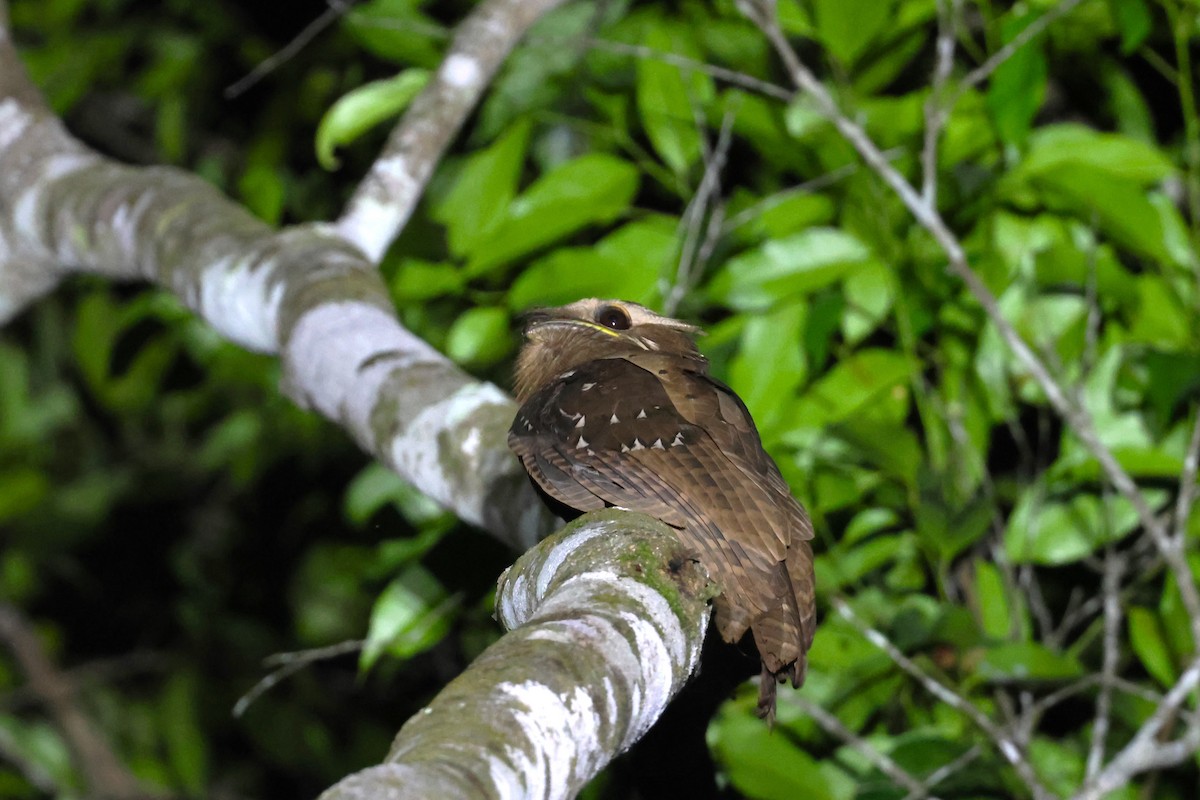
[432,118,531,259]
[361,565,461,670]
[973,559,1012,640]
[635,23,713,175]
[1004,491,1144,565]
[238,161,286,225]
[1028,166,1178,268]
[465,154,639,276]
[161,672,207,792]
[818,534,912,591]
[388,259,465,303]
[792,349,913,428]
[729,191,836,242]
[1127,606,1176,687]
[843,508,901,545]
[977,642,1084,682]
[0,468,49,522]
[1018,124,1176,184]
[709,228,875,311]
[508,216,675,309]
[728,303,806,442]
[986,11,1047,146]
[811,0,894,65]
[1106,0,1152,53]
[1127,275,1193,348]
[709,709,843,800]
[315,70,429,169]
[344,0,445,67]
[445,307,514,367]
[343,462,447,528]
[842,259,895,343]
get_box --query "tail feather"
[750,539,816,718]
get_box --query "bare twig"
[921,0,958,206]
[901,745,982,800]
[1087,550,1124,780]
[1174,409,1200,544]
[573,37,793,101]
[234,639,363,718]
[956,0,1088,95]
[1073,656,1200,800]
[0,605,151,799]
[225,0,358,99]
[796,696,939,800]
[834,599,1055,800]
[721,149,906,235]
[663,107,735,315]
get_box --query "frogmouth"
[508,298,815,719]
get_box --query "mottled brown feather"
[508,299,816,718]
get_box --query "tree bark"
[321,510,714,800]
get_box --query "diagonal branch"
[834,599,1055,800]
[320,510,715,800]
[0,2,555,550]
[0,604,153,799]
[1072,655,1200,800]
[336,0,569,262]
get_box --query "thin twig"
[225,0,357,99]
[571,36,793,101]
[956,0,1088,95]
[901,744,982,800]
[834,599,1055,800]
[233,639,363,717]
[1173,409,1200,545]
[921,0,958,206]
[1072,655,1200,799]
[721,149,906,234]
[1087,550,1124,780]
[796,696,940,800]
[663,107,735,315]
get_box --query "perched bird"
[508,298,815,718]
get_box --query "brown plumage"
[508,298,816,719]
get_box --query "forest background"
[1,0,1199,798]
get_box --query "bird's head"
[513,298,703,402]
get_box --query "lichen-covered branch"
[321,510,715,800]
[0,6,556,550]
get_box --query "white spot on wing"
[630,439,645,451]
[651,439,664,450]
[671,432,684,446]
[575,416,586,429]
[610,413,619,424]
[577,435,589,448]
[582,383,596,391]
[637,409,647,419]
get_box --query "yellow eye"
[595,304,632,330]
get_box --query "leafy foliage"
[3,0,1200,798]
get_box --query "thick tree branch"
[336,0,569,262]
[321,510,715,800]
[0,7,556,550]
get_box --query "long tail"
[752,540,816,720]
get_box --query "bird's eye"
[596,304,632,330]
